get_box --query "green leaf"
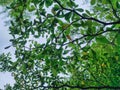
[65,12,72,22]
[85,10,91,15]
[53,4,60,11]
[73,23,81,27]
[90,49,97,58]
[52,68,57,76]
[82,13,89,17]
[90,0,96,5]
[67,2,72,8]
[28,5,35,12]
[96,35,110,44]
[116,1,120,8]
[102,0,107,4]
[21,64,27,74]
[45,0,53,7]
[76,8,84,12]
[63,50,69,55]
[112,0,117,9]
[67,1,76,8]
[116,35,120,45]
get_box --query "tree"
[0,0,120,89]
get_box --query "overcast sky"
[0,7,15,89]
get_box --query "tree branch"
[54,0,120,25]
[62,29,120,46]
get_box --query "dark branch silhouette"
[63,28,120,45]
[54,0,120,25]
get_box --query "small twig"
[56,19,81,40]
[4,45,12,49]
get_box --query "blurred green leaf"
[90,0,96,5]
[96,35,110,44]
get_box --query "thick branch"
[54,0,120,25]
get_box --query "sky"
[0,7,15,89]
[0,0,90,89]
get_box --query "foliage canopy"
[0,0,120,89]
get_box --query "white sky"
[0,7,15,89]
